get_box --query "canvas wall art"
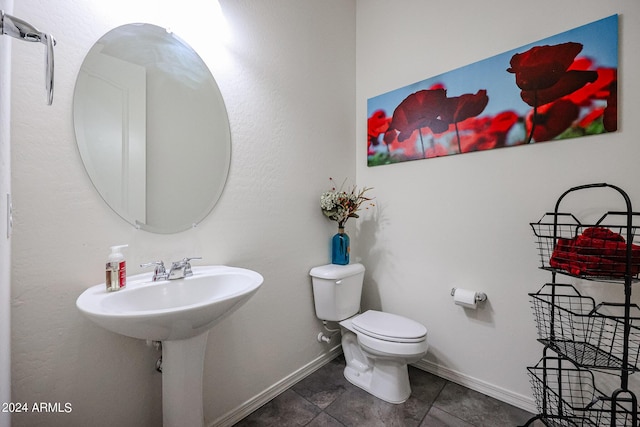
[367,15,618,167]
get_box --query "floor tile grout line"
[288,371,348,426]
[289,388,331,427]
[415,378,449,425]
[429,381,482,427]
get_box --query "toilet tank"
[309,263,365,321]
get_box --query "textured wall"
[10,0,355,425]
[1,1,14,426]
[11,0,639,425]
[356,0,640,410]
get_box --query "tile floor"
[233,355,542,426]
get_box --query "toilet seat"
[351,310,427,343]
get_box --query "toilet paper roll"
[453,288,477,309]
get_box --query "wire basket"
[528,357,638,426]
[530,283,640,372]
[531,213,640,283]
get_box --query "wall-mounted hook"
[1,10,56,105]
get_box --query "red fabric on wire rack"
[550,227,640,277]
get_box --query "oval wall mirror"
[73,23,231,233]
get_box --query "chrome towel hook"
[1,10,56,105]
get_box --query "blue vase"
[332,228,350,265]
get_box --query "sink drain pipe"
[147,340,163,372]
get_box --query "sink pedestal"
[162,332,209,427]
[76,266,264,426]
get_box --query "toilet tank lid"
[309,263,365,280]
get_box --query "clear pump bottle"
[106,245,128,292]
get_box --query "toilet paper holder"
[450,288,487,302]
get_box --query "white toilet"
[309,263,428,404]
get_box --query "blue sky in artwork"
[367,14,618,119]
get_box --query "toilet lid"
[351,310,427,343]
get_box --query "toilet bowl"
[309,263,428,404]
[340,310,428,403]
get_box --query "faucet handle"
[171,257,201,266]
[172,257,201,276]
[140,261,167,281]
[140,260,165,269]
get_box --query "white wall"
[1,2,14,426]
[10,0,355,426]
[11,0,640,425]
[356,0,640,410]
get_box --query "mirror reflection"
[74,23,231,233]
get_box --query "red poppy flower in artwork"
[368,110,390,140]
[460,133,496,153]
[456,115,489,133]
[389,89,450,141]
[487,110,520,147]
[565,67,616,107]
[383,128,397,147]
[456,111,519,152]
[520,70,598,107]
[508,42,601,143]
[526,99,580,142]
[382,127,427,160]
[438,90,489,153]
[441,90,489,124]
[569,57,594,71]
[488,111,519,135]
[367,110,390,149]
[507,42,584,91]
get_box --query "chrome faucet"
[140,261,168,281]
[168,257,201,280]
[140,257,202,281]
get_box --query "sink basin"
[77,264,263,427]
[76,265,264,341]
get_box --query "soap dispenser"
[106,245,128,292]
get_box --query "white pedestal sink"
[76,265,264,427]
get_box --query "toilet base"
[341,331,413,404]
[343,359,411,404]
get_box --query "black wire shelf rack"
[530,283,640,372]
[528,357,637,427]
[531,212,640,284]
[521,183,640,427]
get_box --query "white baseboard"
[412,359,537,414]
[210,349,536,426]
[209,345,343,427]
